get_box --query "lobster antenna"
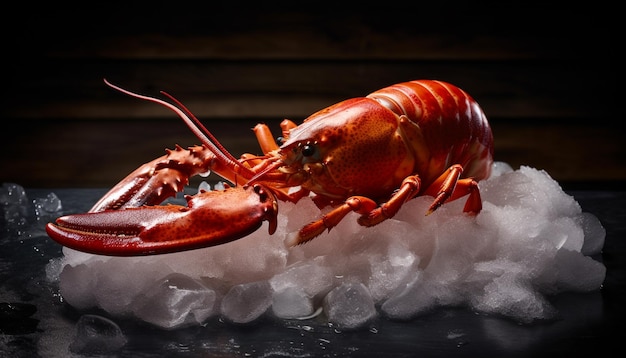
[159,90,241,165]
[102,79,254,179]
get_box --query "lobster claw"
[46,184,278,256]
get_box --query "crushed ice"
[32,163,606,330]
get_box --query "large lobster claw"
[46,184,278,256]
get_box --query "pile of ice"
[46,163,606,330]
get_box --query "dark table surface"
[1,188,625,357]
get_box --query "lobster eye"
[253,184,268,202]
[301,144,316,157]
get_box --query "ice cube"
[380,272,438,320]
[1,182,30,225]
[540,217,584,252]
[323,282,377,330]
[0,182,28,206]
[220,280,273,324]
[269,261,334,297]
[33,192,62,217]
[580,212,606,255]
[133,273,217,329]
[69,314,126,354]
[94,259,173,316]
[272,286,314,319]
[367,242,417,301]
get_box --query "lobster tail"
[368,80,493,181]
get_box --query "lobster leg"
[423,164,482,214]
[250,120,298,157]
[46,184,278,256]
[287,175,422,246]
[287,165,482,246]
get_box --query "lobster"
[46,79,494,256]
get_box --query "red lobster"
[46,79,494,256]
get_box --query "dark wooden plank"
[4,2,614,122]
[1,1,618,189]
[4,60,614,120]
[2,118,624,189]
[39,33,597,61]
[491,120,626,184]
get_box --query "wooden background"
[1,2,621,190]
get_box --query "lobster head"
[276,97,412,201]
